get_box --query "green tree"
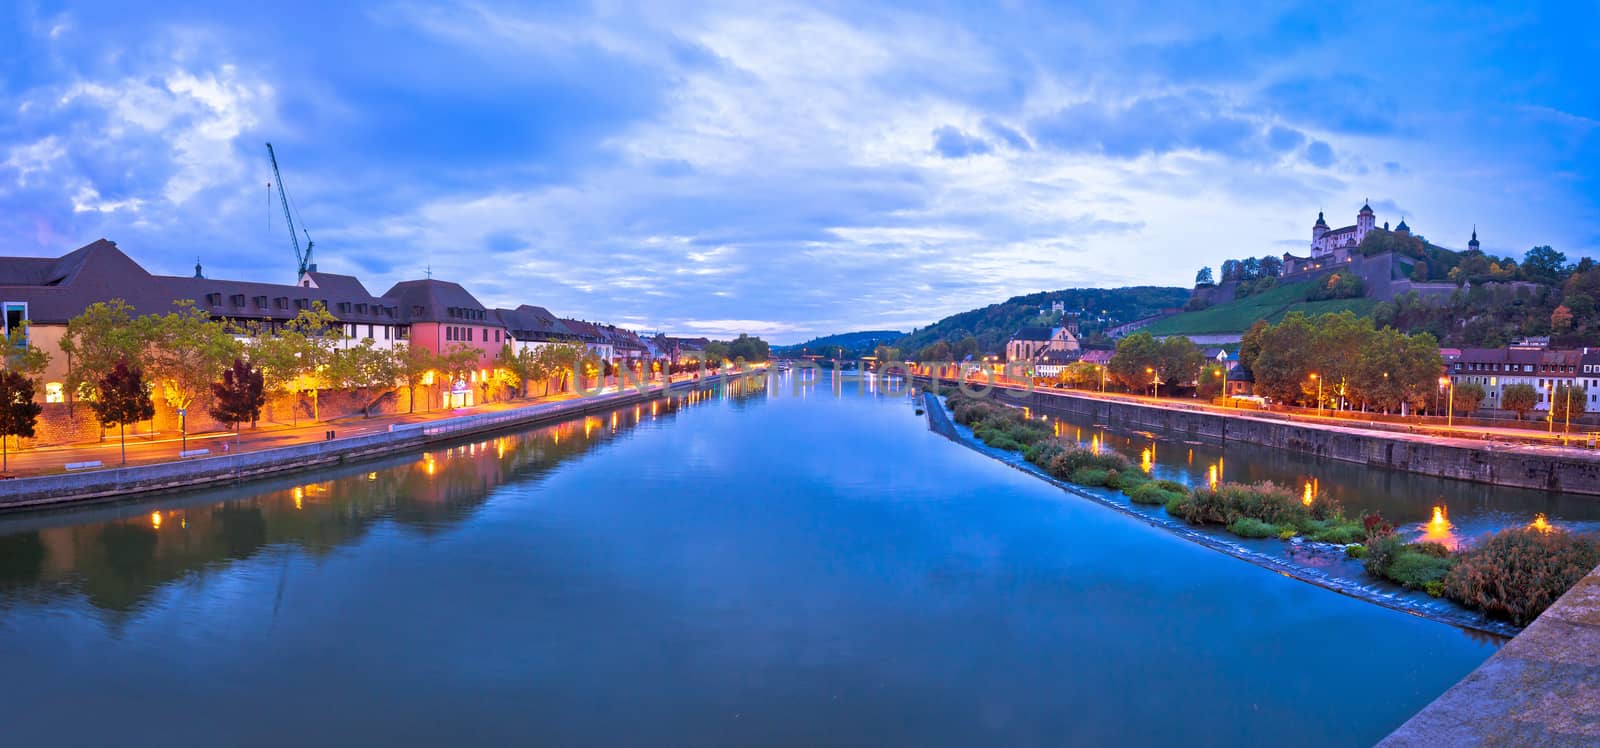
[1453,381,1486,415]
[1058,361,1102,389]
[1197,363,1227,399]
[1502,384,1538,420]
[1109,331,1162,393]
[728,333,770,362]
[0,369,42,471]
[496,343,537,398]
[535,343,587,395]
[1,322,50,379]
[395,343,438,413]
[60,299,148,402]
[951,336,979,361]
[1522,245,1568,284]
[326,340,398,417]
[1195,266,1215,286]
[91,357,156,465]
[1251,312,1317,405]
[145,300,240,422]
[210,358,266,440]
[1155,335,1205,389]
[1552,383,1587,425]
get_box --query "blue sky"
[2,1,1596,343]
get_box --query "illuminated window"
[45,381,64,403]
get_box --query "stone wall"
[928,380,1600,496]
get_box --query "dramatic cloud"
[1,1,1595,342]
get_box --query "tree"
[1195,266,1215,286]
[1058,361,1102,389]
[1552,383,1588,425]
[1,322,50,380]
[1258,255,1283,278]
[728,333,770,362]
[326,340,398,417]
[1551,305,1574,333]
[1452,381,1486,415]
[60,299,148,402]
[0,370,42,472]
[90,358,156,465]
[1251,312,1317,405]
[395,343,438,413]
[1197,363,1226,399]
[1109,331,1162,393]
[1155,335,1204,388]
[210,358,266,441]
[1502,384,1538,420]
[1522,246,1568,284]
[145,300,240,426]
[241,304,343,424]
[535,343,587,395]
[496,343,538,398]
[951,336,979,362]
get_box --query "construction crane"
[266,142,314,279]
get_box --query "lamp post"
[1147,367,1158,399]
[1099,364,1106,392]
[1548,382,1556,434]
[1439,376,1454,428]
[1309,372,1321,415]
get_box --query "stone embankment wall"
[927,379,1600,496]
[0,378,715,511]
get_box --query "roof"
[1035,349,1080,364]
[1227,365,1254,382]
[381,279,489,324]
[1,239,399,325]
[1314,212,1328,227]
[559,319,607,343]
[1396,219,1410,231]
[494,305,577,342]
[1360,201,1374,213]
[1079,349,1113,365]
[1011,326,1055,342]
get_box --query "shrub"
[1278,527,1299,540]
[1168,481,1306,527]
[1128,482,1187,506]
[1228,517,1281,539]
[1025,441,1064,469]
[1386,551,1455,591]
[1362,534,1408,578]
[1309,521,1367,545]
[1345,544,1367,559]
[1444,528,1600,626]
[1047,448,1132,481]
[1070,468,1111,487]
[1116,471,1151,492]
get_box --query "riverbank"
[1380,559,1600,746]
[922,390,1520,638]
[921,377,1600,497]
[0,375,745,511]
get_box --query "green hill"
[1144,279,1377,337]
[896,286,1190,354]
[774,330,904,357]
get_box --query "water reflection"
[0,377,767,615]
[1029,404,1600,544]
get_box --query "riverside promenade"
[918,376,1600,496]
[0,372,752,511]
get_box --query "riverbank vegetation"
[940,388,1600,626]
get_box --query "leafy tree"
[535,343,587,395]
[1552,305,1574,332]
[871,344,901,366]
[145,300,240,422]
[395,343,438,413]
[1109,331,1162,393]
[326,339,398,417]
[951,336,979,361]
[1251,312,1317,405]
[727,333,770,362]
[210,358,266,440]
[0,369,42,471]
[435,343,482,401]
[1197,363,1227,399]
[1502,384,1538,420]
[1522,245,1568,284]
[241,304,343,423]
[1195,266,1215,286]
[60,299,148,402]
[1058,361,1102,389]
[1,322,50,379]
[1452,381,1486,415]
[496,343,535,398]
[915,340,952,362]
[1552,383,1588,425]
[1258,255,1284,278]
[91,357,156,465]
[1155,336,1205,388]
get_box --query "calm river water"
[0,374,1498,746]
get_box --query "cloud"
[1304,140,1335,168]
[982,118,1031,151]
[931,125,991,158]
[1030,90,1270,159]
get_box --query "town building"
[1448,346,1579,412]
[1,239,407,402]
[1005,325,1080,364]
[495,305,581,355]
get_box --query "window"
[2,302,27,340]
[367,324,374,340]
[44,381,63,403]
[384,325,391,340]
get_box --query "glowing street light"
[1438,376,1454,428]
[1309,372,1321,415]
[1147,366,1159,399]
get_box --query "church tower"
[1312,211,1329,248]
[1468,226,1480,252]
[1395,218,1410,237]
[1356,200,1376,243]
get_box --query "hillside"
[896,286,1190,354]
[1144,279,1378,337]
[774,330,904,357]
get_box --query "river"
[0,374,1496,746]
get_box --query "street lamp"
[1099,364,1106,392]
[1146,366,1160,398]
[1439,376,1454,428]
[1548,382,1556,434]
[1309,372,1321,415]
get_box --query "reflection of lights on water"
[293,486,305,510]
[1090,434,1100,454]
[1302,480,1315,506]
[150,511,162,529]
[1140,447,1153,474]
[424,457,436,476]
[1421,504,1457,547]
[1208,464,1219,489]
[1530,513,1554,532]
[367,472,377,481]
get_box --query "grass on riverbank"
[940,389,1598,626]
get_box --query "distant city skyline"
[2,1,1595,343]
